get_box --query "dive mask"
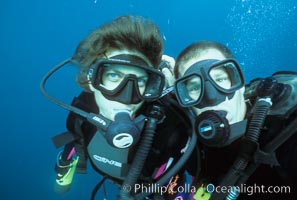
[175,59,244,108]
[87,54,165,104]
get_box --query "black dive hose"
[245,99,273,142]
[210,98,273,200]
[118,107,159,200]
[134,128,197,200]
[40,58,89,118]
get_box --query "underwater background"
[1,0,297,199]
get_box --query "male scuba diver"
[40,15,197,200]
[173,41,297,200]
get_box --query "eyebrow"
[211,70,229,77]
[104,68,124,76]
[187,79,201,84]
[213,74,228,78]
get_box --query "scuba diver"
[40,15,198,200]
[173,41,297,199]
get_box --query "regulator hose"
[246,99,272,142]
[118,106,160,200]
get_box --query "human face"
[90,50,150,120]
[178,49,247,124]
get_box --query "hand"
[160,55,175,87]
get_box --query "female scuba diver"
[173,40,297,200]
[40,15,198,200]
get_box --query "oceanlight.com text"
[206,183,291,196]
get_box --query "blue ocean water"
[1,0,296,199]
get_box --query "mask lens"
[209,60,243,92]
[176,74,203,106]
[143,70,164,99]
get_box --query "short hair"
[73,15,164,91]
[174,41,233,78]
